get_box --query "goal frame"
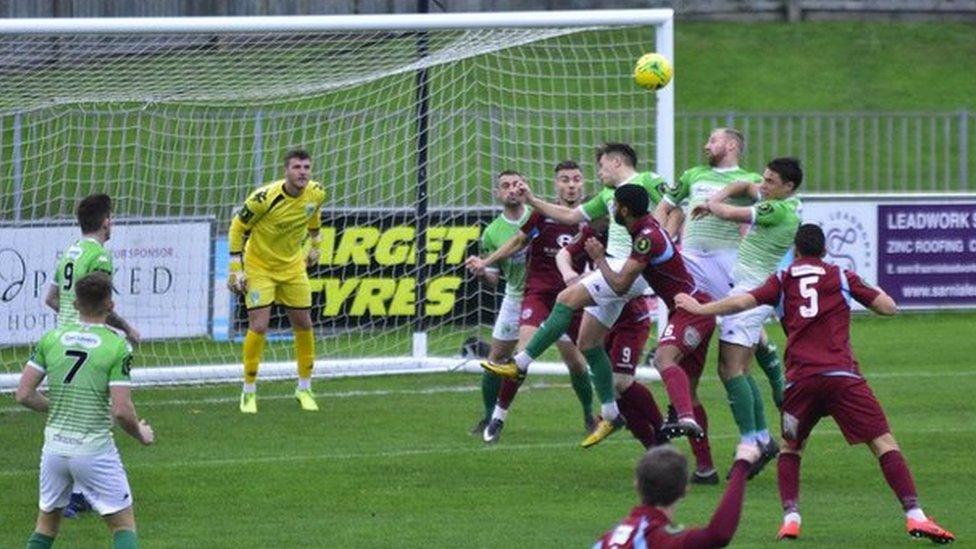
[0,9,674,389]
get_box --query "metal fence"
[676,111,973,193]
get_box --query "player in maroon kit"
[583,185,716,446]
[594,443,761,549]
[674,224,955,544]
[561,224,666,449]
[465,161,593,443]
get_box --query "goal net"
[0,10,674,386]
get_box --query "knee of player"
[613,373,634,394]
[868,433,900,456]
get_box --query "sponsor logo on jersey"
[60,331,102,349]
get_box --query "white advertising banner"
[0,219,212,345]
[800,200,878,286]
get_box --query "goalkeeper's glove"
[306,233,322,267]
[227,253,247,294]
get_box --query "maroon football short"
[606,320,652,375]
[657,303,715,381]
[519,291,582,343]
[780,374,891,450]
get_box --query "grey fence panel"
[675,111,973,193]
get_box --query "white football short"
[681,247,737,301]
[718,284,773,348]
[39,447,134,516]
[491,295,522,342]
[581,257,651,329]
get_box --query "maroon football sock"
[778,453,801,513]
[616,383,660,448]
[659,365,694,419]
[496,378,521,410]
[690,404,715,472]
[879,450,919,511]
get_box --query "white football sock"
[601,401,620,422]
[491,405,508,422]
[906,508,927,521]
[297,378,311,391]
[243,382,256,394]
[514,351,532,371]
[784,511,801,525]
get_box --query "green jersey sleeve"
[580,192,609,221]
[109,341,134,384]
[27,331,55,372]
[665,169,693,205]
[753,200,794,227]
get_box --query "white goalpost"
[0,9,673,389]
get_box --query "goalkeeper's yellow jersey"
[229,179,326,273]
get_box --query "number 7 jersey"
[27,323,133,456]
[748,257,881,384]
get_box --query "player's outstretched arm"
[110,385,154,446]
[675,292,758,316]
[652,199,673,226]
[483,231,529,268]
[868,291,898,316]
[15,364,48,413]
[518,181,584,225]
[679,442,761,548]
[584,238,641,295]
[554,247,581,286]
[106,312,140,345]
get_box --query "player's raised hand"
[125,326,142,346]
[464,255,487,275]
[583,237,605,262]
[514,180,535,202]
[674,292,701,314]
[138,419,155,446]
[734,441,762,464]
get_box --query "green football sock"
[746,374,768,432]
[569,370,594,418]
[112,529,138,549]
[524,303,574,359]
[581,347,616,405]
[481,371,501,421]
[723,375,756,436]
[26,532,54,549]
[755,340,785,407]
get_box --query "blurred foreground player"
[594,443,760,549]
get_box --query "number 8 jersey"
[27,323,133,456]
[748,257,881,384]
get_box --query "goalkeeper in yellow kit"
[228,149,326,413]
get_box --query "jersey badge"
[682,326,701,348]
[634,236,651,253]
[664,523,686,535]
[556,234,573,248]
[757,202,774,215]
[305,202,316,217]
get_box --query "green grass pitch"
[2,311,974,547]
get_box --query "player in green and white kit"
[693,157,803,476]
[44,194,140,344]
[17,272,154,549]
[482,143,703,448]
[465,170,532,432]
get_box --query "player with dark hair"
[465,163,594,442]
[688,157,803,477]
[675,224,955,544]
[228,148,326,413]
[594,443,761,548]
[483,143,701,448]
[17,272,154,549]
[45,194,139,344]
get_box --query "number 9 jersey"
[54,238,114,326]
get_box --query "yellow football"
[633,52,673,91]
